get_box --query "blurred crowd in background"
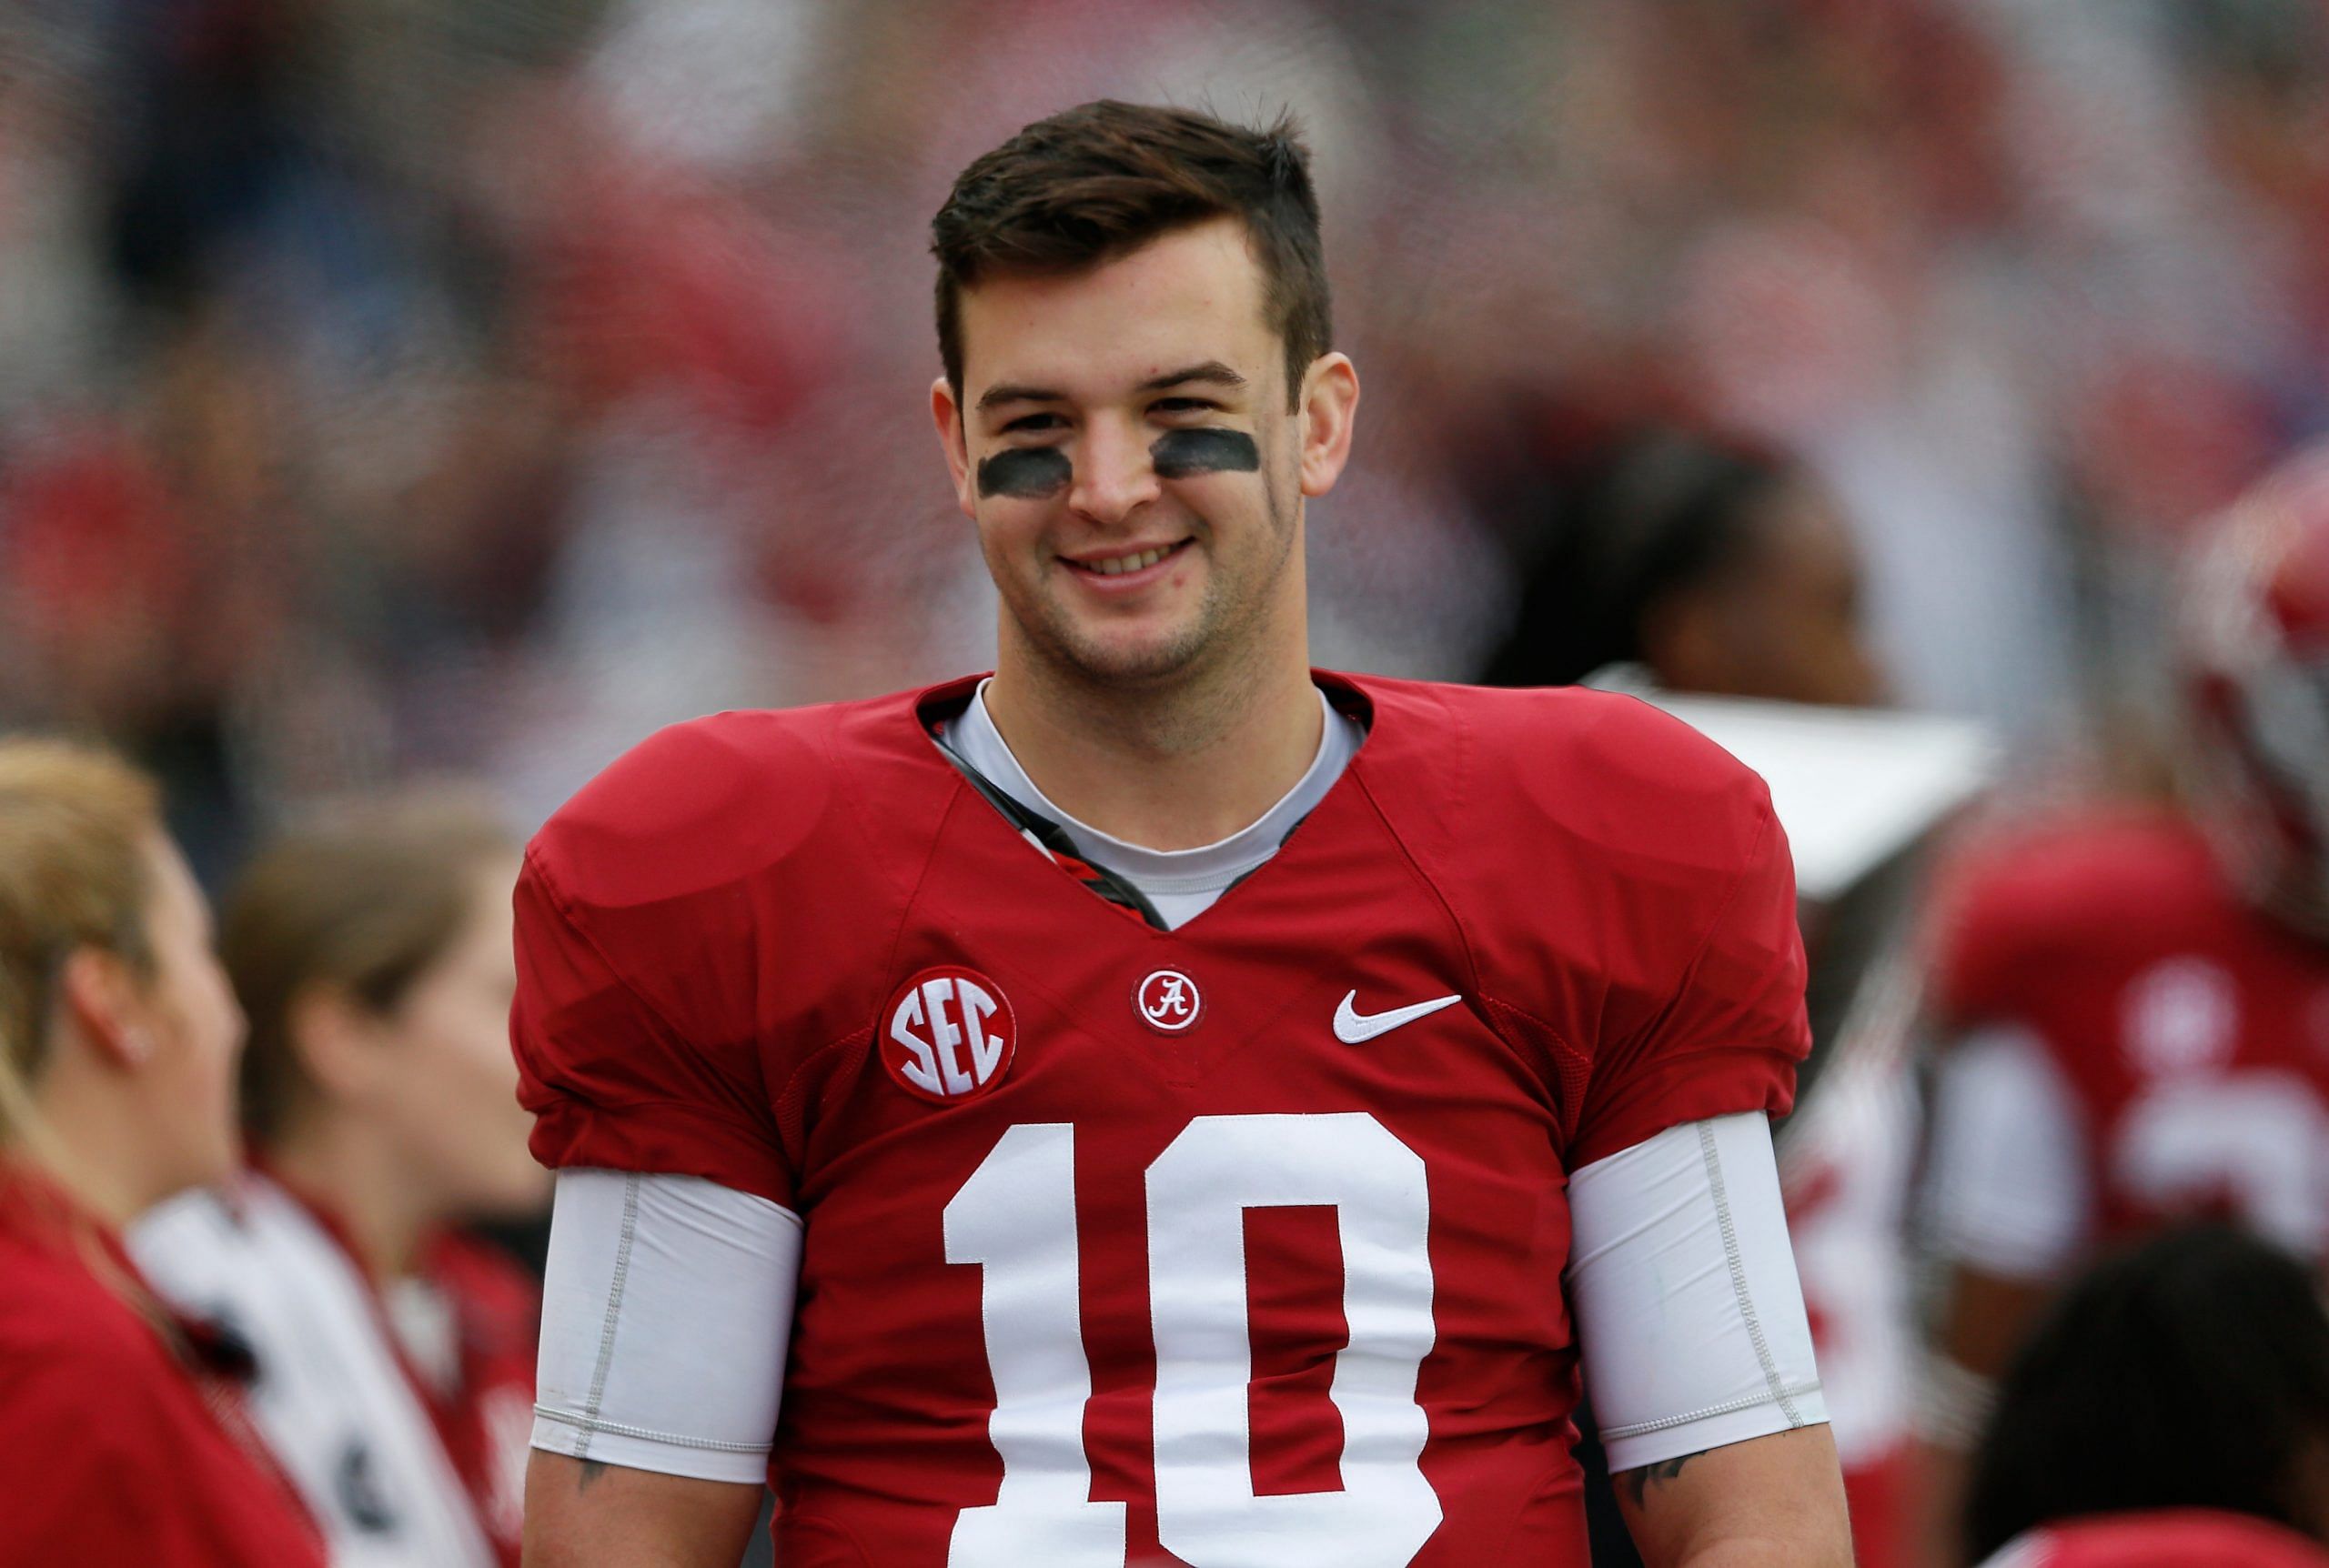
[5,0,2327,873]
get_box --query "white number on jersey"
[2112,1070,2329,1255]
[943,1113,1443,1568]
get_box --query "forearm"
[522,1451,764,1568]
[1616,1426,1855,1568]
[1668,1540,1851,1568]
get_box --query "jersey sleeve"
[513,849,792,1205]
[1570,764,1811,1169]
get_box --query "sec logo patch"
[882,967,1016,1104]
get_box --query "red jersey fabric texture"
[1990,1510,2329,1567]
[0,1166,327,1568]
[1931,809,2329,1260]
[511,672,1812,1567]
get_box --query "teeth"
[1087,546,1171,576]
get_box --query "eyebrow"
[974,360,1249,414]
[1137,360,1247,395]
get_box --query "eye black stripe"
[1151,428,1258,479]
[978,447,1071,498]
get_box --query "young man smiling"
[515,101,1853,1567]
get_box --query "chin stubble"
[1001,443,1299,694]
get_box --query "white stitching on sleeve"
[532,1406,772,1455]
[575,1172,644,1459]
[1698,1120,1804,1428]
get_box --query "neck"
[269,1115,434,1282]
[985,612,1321,851]
[27,1056,178,1229]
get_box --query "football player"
[132,792,544,1567]
[515,101,1851,1566]
[1918,444,2329,1563]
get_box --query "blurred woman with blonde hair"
[0,737,325,1564]
[133,789,546,1567]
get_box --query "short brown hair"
[223,789,513,1145]
[0,739,162,1143]
[932,100,1332,410]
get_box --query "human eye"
[1002,411,1066,436]
[1149,397,1221,417]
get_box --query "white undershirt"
[943,679,1363,930]
[531,686,1826,1484]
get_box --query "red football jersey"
[0,1166,327,1568]
[1984,1509,2329,1568]
[1932,810,2329,1261]
[512,672,1811,1566]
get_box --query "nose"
[1068,417,1161,528]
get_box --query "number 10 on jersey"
[943,1112,1444,1567]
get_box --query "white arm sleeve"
[1567,1111,1829,1473]
[530,1169,802,1484]
[1921,1025,2090,1279]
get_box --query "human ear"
[1296,353,1360,499]
[285,984,393,1103]
[931,377,976,520]
[57,947,151,1072]
[1639,590,1730,695]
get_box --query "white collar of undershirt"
[945,678,1360,895]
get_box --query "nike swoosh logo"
[1333,990,1463,1044]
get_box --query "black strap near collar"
[929,728,1174,930]
[924,699,1349,933]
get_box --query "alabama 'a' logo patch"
[881,967,1017,1104]
[1135,968,1203,1034]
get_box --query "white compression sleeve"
[1567,1112,1829,1473]
[1922,1025,2090,1280]
[531,1169,802,1484]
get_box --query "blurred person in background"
[0,738,325,1565]
[1479,427,1882,708]
[131,791,544,1567]
[1916,444,2329,1564]
[1485,425,1912,1568]
[1962,1223,2329,1568]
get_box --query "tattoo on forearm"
[1618,1448,1709,1508]
[578,1459,610,1493]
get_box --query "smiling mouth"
[1064,539,1191,577]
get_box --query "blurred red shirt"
[0,1163,325,1568]
[1981,1509,2329,1567]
